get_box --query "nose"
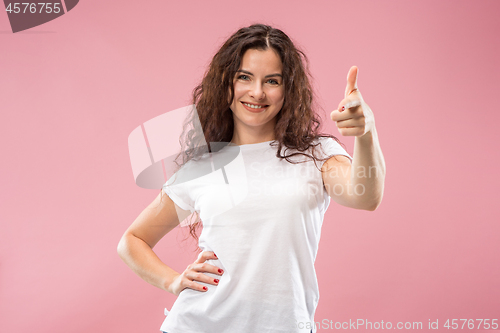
[249,82,265,101]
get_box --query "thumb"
[345,66,359,98]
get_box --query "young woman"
[118,24,385,333]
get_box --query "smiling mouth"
[241,102,268,109]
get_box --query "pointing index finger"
[345,66,359,98]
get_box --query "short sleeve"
[317,137,352,168]
[162,176,196,213]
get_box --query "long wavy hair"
[161,23,345,243]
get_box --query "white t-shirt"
[160,137,351,333]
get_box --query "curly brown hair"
[161,23,345,243]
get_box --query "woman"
[118,24,385,333]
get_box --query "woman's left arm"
[322,66,386,211]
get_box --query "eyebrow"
[236,69,283,78]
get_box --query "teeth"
[243,102,266,109]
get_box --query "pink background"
[1,0,499,332]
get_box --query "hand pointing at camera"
[330,66,375,137]
[325,65,385,210]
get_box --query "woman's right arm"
[117,190,222,295]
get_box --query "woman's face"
[229,48,285,138]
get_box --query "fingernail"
[203,286,208,291]
[341,106,345,111]
[214,253,217,258]
[218,269,223,274]
[214,279,219,283]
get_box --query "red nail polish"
[218,269,223,274]
[214,279,219,283]
[341,106,345,111]
[203,286,208,291]
[214,253,217,258]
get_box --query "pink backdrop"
[1,0,499,332]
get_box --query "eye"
[237,74,250,80]
[267,79,280,85]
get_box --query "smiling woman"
[229,48,285,145]
[118,23,385,333]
